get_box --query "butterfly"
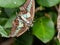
[9,0,35,37]
[56,5,60,42]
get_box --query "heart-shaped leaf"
[32,17,55,43]
[36,0,60,7]
[0,0,25,8]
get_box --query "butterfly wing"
[10,0,35,37]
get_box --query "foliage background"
[0,0,60,45]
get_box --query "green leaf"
[0,0,25,8]
[5,28,11,35]
[48,12,57,24]
[4,15,16,28]
[32,17,55,43]
[0,18,8,26]
[0,8,8,18]
[0,25,8,37]
[36,0,60,7]
[14,32,33,45]
[4,8,17,17]
[55,40,60,45]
